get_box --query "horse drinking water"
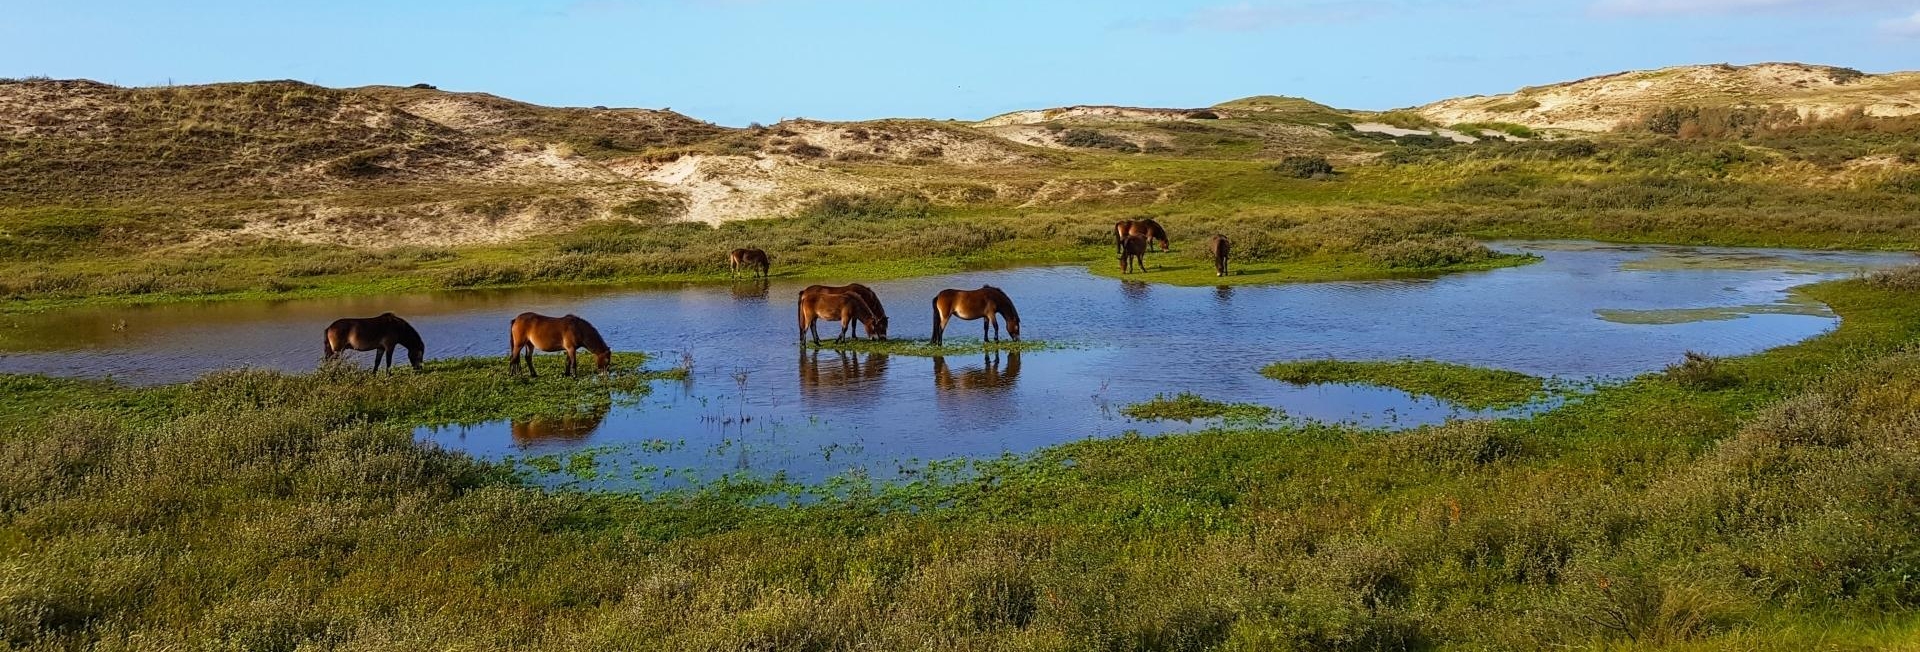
[797,289,882,345]
[508,313,612,377]
[931,286,1021,345]
[323,312,424,372]
[801,283,889,339]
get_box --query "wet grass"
[1121,392,1279,423]
[802,338,1056,357]
[2,274,1920,648]
[1262,358,1554,410]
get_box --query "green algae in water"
[801,338,1059,357]
[1596,295,1834,325]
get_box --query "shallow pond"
[1,241,1911,488]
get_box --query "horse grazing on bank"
[323,312,424,373]
[931,286,1021,345]
[801,283,889,339]
[1207,234,1231,277]
[508,312,611,377]
[1114,219,1169,254]
[797,289,882,345]
[1119,234,1149,274]
[729,248,770,278]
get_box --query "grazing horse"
[801,283,889,339]
[1207,234,1231,277]
[1120,234,1149,274]
[931,286,1021,345]
[729,248,770,278]
[1113,218,1170,254]
[508,312,611,377]
[323,312,424,373]
[797,290,881,345]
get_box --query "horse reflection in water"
[509,403,611,448]
[798,348,891,398]
[730,279,771,303]
[932,350,1022,393]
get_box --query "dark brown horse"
[801,283,889,339]
[1120,234,1149,274]
[1114,218,1169,253]
[508,312,611,377]
[797,290,881,345]
[729,248,770,278]
[323,312,424,372]
[931,286,1020,345]
[1206,234,1231,277]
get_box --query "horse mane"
[1146,219,1168,242]
[571,317,611,353]
[387,315,424,348]
[987,287,1019,323]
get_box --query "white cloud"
[1591,0,1905,15]
[1881,9,1920,36]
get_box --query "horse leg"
[525,345,538,378]
[834,316,851,343]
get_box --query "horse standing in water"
[729,248,770,278]
[797,289,882,345]
[508,313,612,377]
[931,286,1021,345]
[323,312,424,373]
[1207,234,1231,277]
[1114,219,1169,254]
[1119,234,1149,274]
[801,283,889,339]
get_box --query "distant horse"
[932,350,1022,392]
[1206,234,1231,277]
[508,312,611,377]
[801,283,889,339]
[1120,234,1149,274]
[931,286,1021,345]
[1114,218,1169,254]
[729,248,770,278]
[798,289,882,345]
[323,312,424,373]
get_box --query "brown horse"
[801,283,889,339]
[1114,218,1169,253]
[1120,234,1149,274]
[729,248,770,278]
[323,312,424,372]
[797,290,881,345]
[931,286,1021,345]
[508,312,611,377]
[1206,234,1231,277]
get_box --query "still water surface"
[1,241,1910,487]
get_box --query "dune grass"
[1262,358,1554,410]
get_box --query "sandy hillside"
[1418,63,1920,132]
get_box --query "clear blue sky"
[4,0,1916,125]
